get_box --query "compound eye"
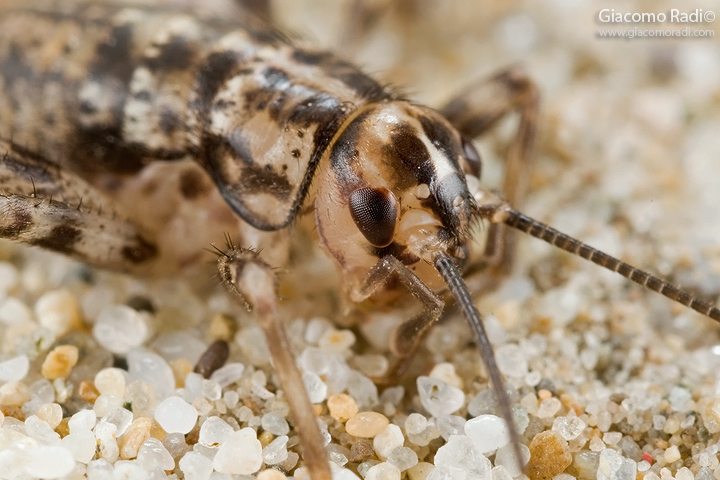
[349,187,398,248]
[460,137,482,178]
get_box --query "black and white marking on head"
[328,103,477,242]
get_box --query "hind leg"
[0,139,158,271]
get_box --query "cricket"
[0,1,718,479]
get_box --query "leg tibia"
[353,256,443,366]
[0,140,157,270]
[0,194,157,270]
[217,247,333,480]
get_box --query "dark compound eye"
[460,137,482,178]
[348,187,398,248]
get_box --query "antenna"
[481,203,720,322]
[434,251,526,473]
[456,197,719,474]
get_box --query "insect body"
[0,2,493,477]
[0,2,718,479]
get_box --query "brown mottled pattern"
[0,1,390,231]
[0,192,158,270]
[0,139,109,212]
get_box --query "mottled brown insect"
[0,1,718,479]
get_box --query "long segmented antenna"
[434,251,526,473]
[501,207,720,322]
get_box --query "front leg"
[352,256,444,375]
[0,140,158,270]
